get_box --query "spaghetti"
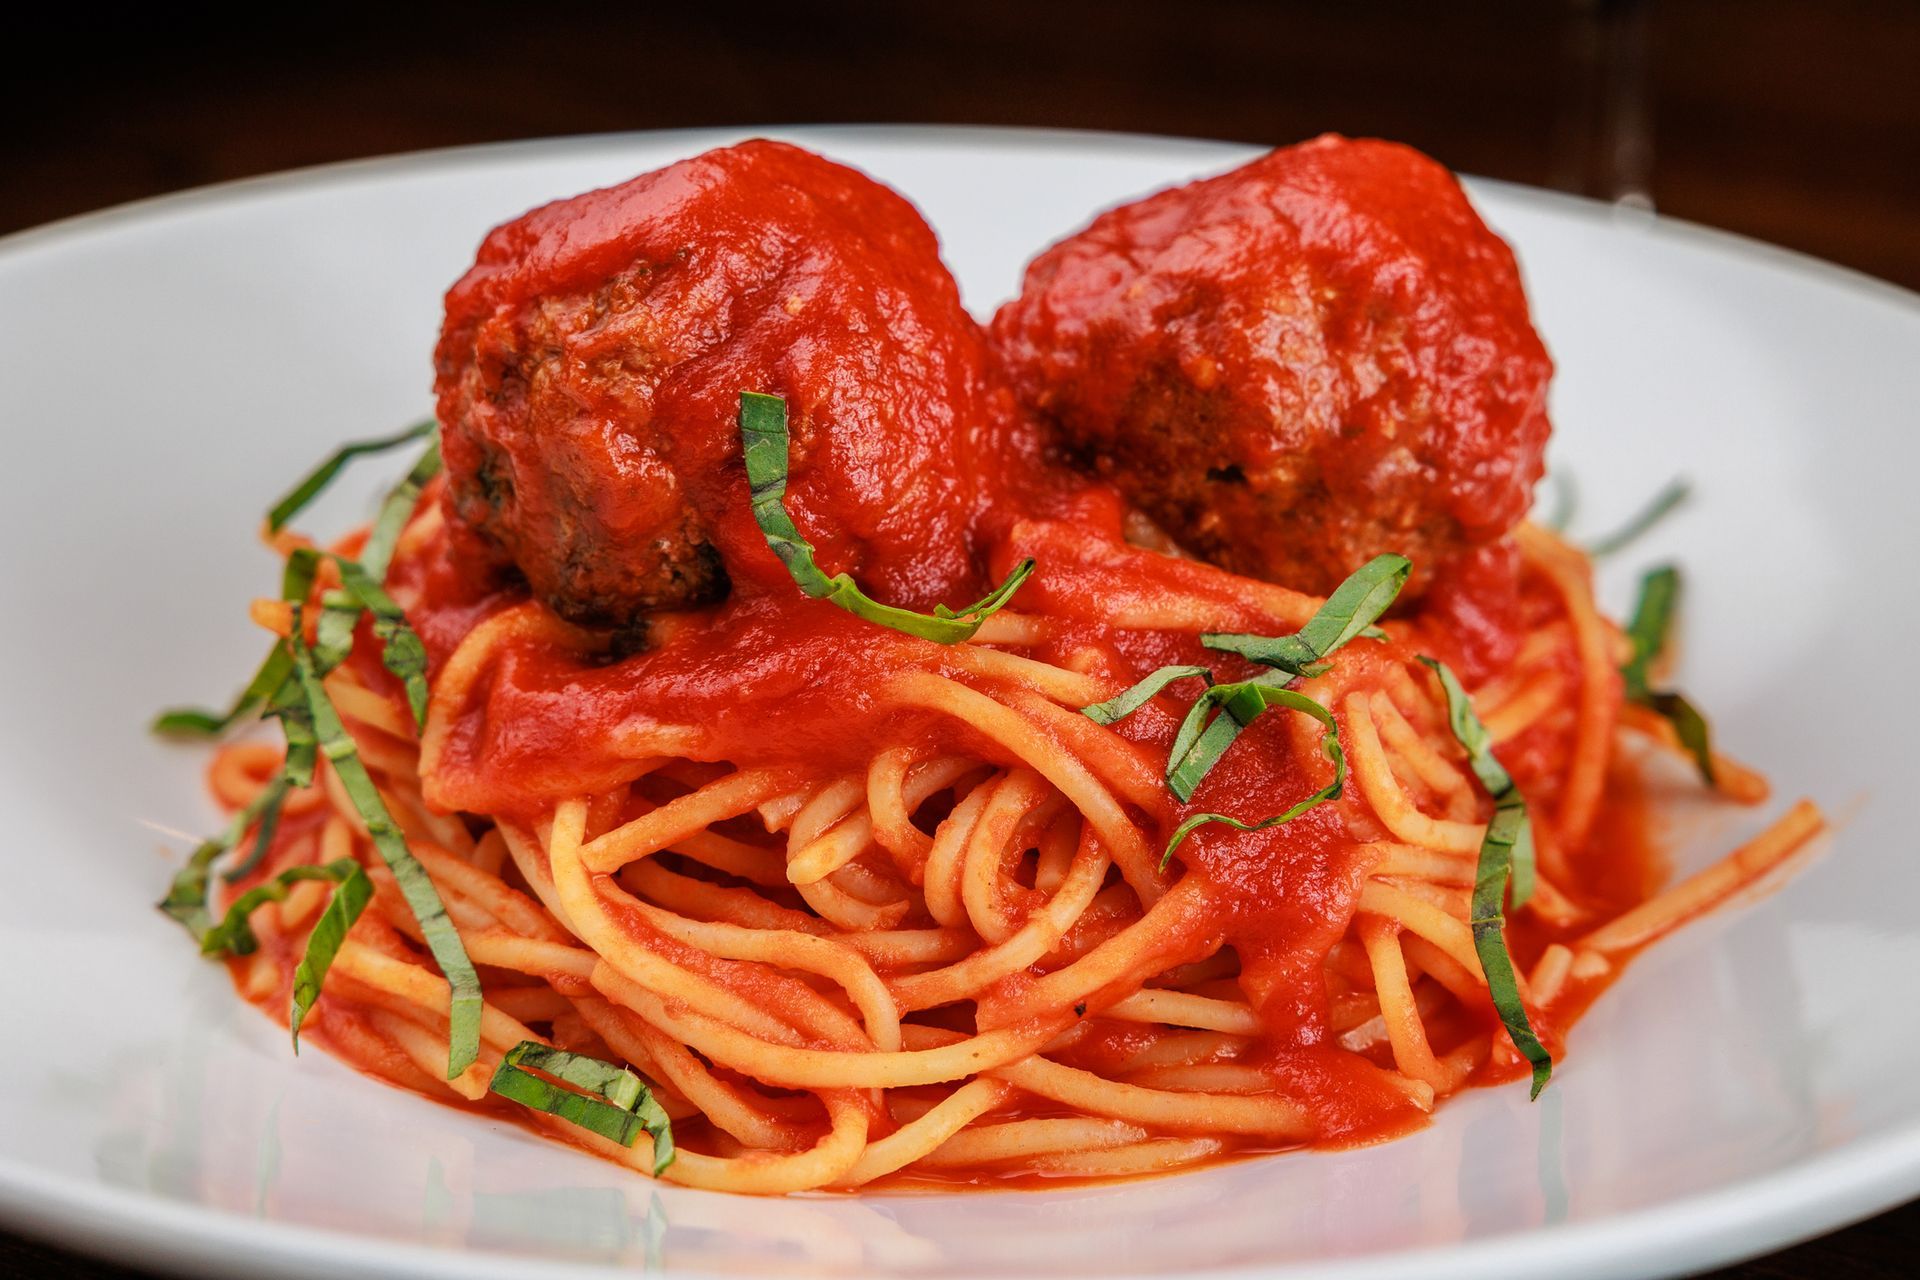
[158,438,1820,1191]
[154,137,1826,1194]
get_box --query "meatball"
[435,139,1016,626]
[990,134,1553,598]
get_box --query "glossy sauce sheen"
[276,137,1657,1182]
[380,489,1645,1169]
[435,140,1033,625]
[992,136,1553,608]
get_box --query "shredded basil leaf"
[514,1042,644,1110]
[193,856,371,1053]
[281,541,322,607]
[360,439,443,582]
[740,391,1034,643]
[290,621,482,1077]
[307,590,357,675]
[150,646,294,738]
[1165,673,1286,800]
[271,675,321,788]
[290,861,374,1051]
[220,675,323,884]
[158,783,286,940]
[1620,565,1717,785]
[194,551,345,885]
[160,429,448,1064]
[285,541,431,728]
[1081,665,1213,726]
[1201,553,1410,678]
[199,857,364,957]
[1161,691,1346,867]
[1621,564,1678,701]
[1421,656,1538,906]
[157,433,437,737]
[158,610,321,914]
[220,776,290,885]
[266,420,436,534]
[1079,555,1399,864]
[1644,689,1715,782]
[334,558,431,729]
[377,616,431,728]
[1586,476,1690,559]
[490,1042,676,1173]
[1420,656,1552,1098]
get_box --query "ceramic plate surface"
[1,125,1916,1280]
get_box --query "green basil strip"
[151,540,317,734]
[1081,665,1214,726]
[290,624,482,1077]
[509,1041,646,1110]
[280,543,324,611]
[221,682,320,885]
[290,861,375,1051]
[741,391,833,594]
[200,857,364,957]
[159,782,286,940]
[275,679,321,790]
[1645,690,1715,784]
[1420,656,1552,1098]
[1162,697,1346,868]
[1165,672,1306,801]
[1421,656,1538,906]
[271,547,359,676]
[1621,565,1678,700]
[638,1092,680,1176]
[1202,553,1410,678]
[934,561,1039,625]
[220,774,291,885]
[161,641,323,914]
[1472,796,1551,1098]
[489,1062,650,1150]
[334,558,431,728]
[292,546,432,729]
[266,420,435,534]
[490,1042,676,1174]
[161,430,438,989]
[154,432,435,738]
[1621,566,1716,785]
[740,391,1035,643]
[310,588,359,675]
[376,618,431,729]
[1167,675,1264,800]
[1585,476,1690,559]
[150,645,294,738]
[359,438,443,582]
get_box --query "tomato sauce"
[232,137,1677,1183]
[362,438,1646,1164]
[990,135,1553,608]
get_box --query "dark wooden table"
[6,3,1915,1276]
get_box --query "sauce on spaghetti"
[180,136,1821,1195]
[312,465,1659,1168]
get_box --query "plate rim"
[4,1099,1918,1280]
[4,122,1917,1280]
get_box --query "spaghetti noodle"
[154,137,1825,1194]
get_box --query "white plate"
[1,125,1916,1280]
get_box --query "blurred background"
[2,3,1915,1278]
[5,0,1918,289]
